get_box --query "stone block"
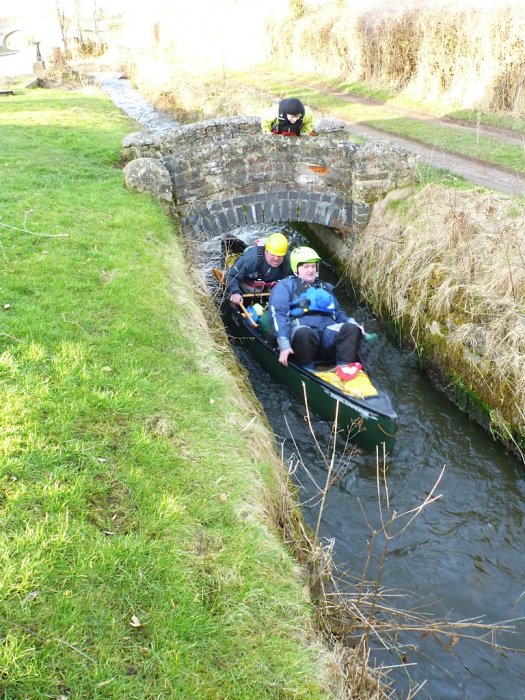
[123,157,173,203]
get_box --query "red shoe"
[335,362,362,382]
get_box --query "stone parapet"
[122,117,417,239]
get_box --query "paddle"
[239,301,259,327]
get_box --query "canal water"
[213,225,525,700]
[101,77,525,699]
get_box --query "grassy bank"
[0,88,342,698]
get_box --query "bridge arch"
[2,28,30,51]
[122,116,417,241]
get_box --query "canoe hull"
[226,306,398,451]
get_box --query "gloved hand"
[308,130,318,137]
[364,332,378,342]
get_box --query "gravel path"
[343,119,525,196]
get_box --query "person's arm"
[323,283,350,324]
[225,254,249,301]
[300,107,315,135]
[269,280,294,366]
[261,106,277,133]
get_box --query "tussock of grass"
[346,184,525,436]
[0,88,346,698]
[271,1,525,116]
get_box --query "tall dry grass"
[346,184,525,443]
[270,0,525,115]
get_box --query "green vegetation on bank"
[0,89,336,698]
[226,67,525,175]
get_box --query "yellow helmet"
[265,232,288,257]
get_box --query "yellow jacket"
[261,104,315,135]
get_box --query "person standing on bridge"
[268,246,365,369]
[225,232,292,306]
[261,97,317,137]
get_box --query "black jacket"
[225,245,292,297]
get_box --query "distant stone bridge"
[121,116,416,241]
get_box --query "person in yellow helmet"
[268,246,365,369]
[225,233,292,306]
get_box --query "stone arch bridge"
[121,116,416,241]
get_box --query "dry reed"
[346,184,525,442]
[271,0,525,115]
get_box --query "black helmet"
[282,98,304,116]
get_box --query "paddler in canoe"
[268,246,376,370]
[224,232,292,307]
[214,242,397,447]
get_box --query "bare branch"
[0,222,69,238]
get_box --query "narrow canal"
[101,76,525,699]
[220,224,525,700]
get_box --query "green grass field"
[0,88,336,698]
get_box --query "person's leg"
[320,323,361,364]
[335,323,361,364]
[291,326,319,367]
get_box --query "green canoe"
[215,265,398,452]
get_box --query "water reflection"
[207,224,525,699]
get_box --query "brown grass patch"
[347,184,525,437]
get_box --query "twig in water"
[315,399,339,540]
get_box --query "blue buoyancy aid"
[290,285,337,317]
